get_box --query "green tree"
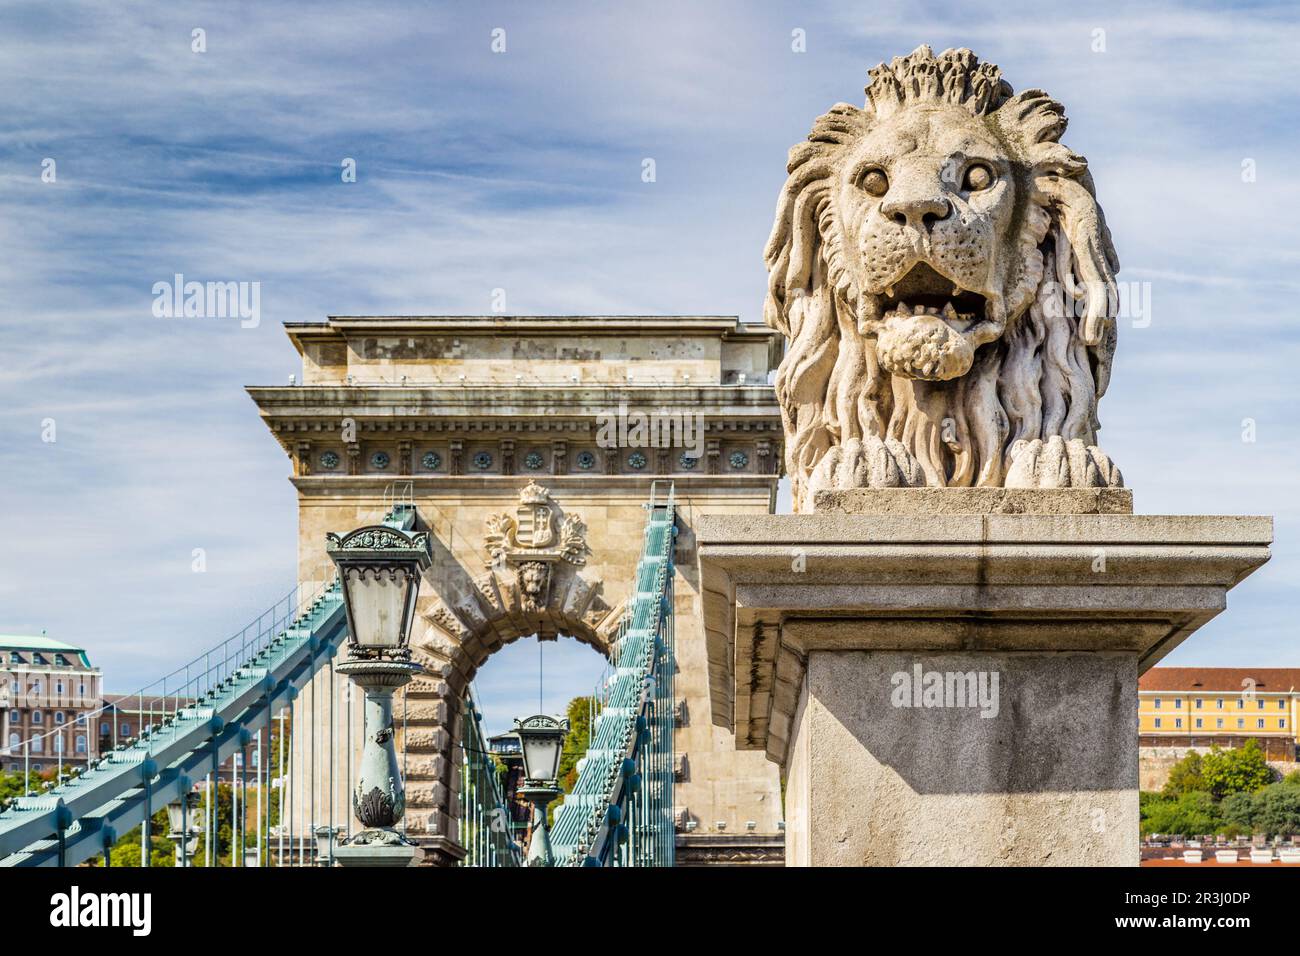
[1253,783,1300,838]
[1140,791,1221,838]
[1161,751,1205,797]
[1220,790,1257,831]
[0,769,48,806]
[1201,740,1275,799]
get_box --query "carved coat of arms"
[484,482,589,611]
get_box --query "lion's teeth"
[885,285,895,298]
[941,302,958,320]
[952,283,963,296]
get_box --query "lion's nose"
[880,194,951,232]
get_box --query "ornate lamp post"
[165,789,202,867]
[514,714,569,867]
[326,524,431,868]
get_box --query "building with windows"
[1139,668,1300,760]
[0,634,102,774]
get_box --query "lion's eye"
[963,164,994,191]
[857,168,889,197]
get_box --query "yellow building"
[1139,668,1300,760]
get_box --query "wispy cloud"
[1,0,1296,694]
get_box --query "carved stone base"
[675,833,785,867]
[335,828,424,867]
[698,492,1272,865]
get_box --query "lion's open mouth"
[874,263,986,331]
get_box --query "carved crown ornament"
[484,481,590,611]
[417,482,620,665]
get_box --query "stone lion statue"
[765,46,1123,510]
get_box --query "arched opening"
[463,633,610,861]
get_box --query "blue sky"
[1,0,1298,731]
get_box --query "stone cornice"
[697,512,1273,766]
[247,384,781,412]
[288,474,780,494]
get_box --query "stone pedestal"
[334,842,423,867]
[697,489,1271,866]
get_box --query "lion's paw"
[808,436,924,496]
[1004,436,1122,489]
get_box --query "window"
[1217,698,1224,709]
[8,652,21,664]
[54,712,65,725]
[1175,699,1182,709]
[55,655,68,666]
[7,732,17,750]
[1281,719,1287,729]
[1258,699,1265,710]
[1257,719,1265,730]
[31,736,42,753]
[32,653,46,665]
[1174,718,1182,728]
[55,681,63,695]
[1195,699,1203,709]
[7,710,17,722]
[1237,699,1244,709]
[31,682,41,696]
[53,736,64,754]
[1154,699,1162,709]
[1238,718,1245,729]
[99,722,110,735]
[120,723,130,736]
[1282,700,1288,710]
[1217,718,1224,729]
[31,710,42,725]
[1195,718,1203,728]
[75,735,86,754]
[1154,718,1162,728]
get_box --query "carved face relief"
[518,561,550,610]
[831,105,1017,381]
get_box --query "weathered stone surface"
[786,650,1139,866]
[814,487,1133,516]
[764,46,1124,510]
[253,314,789,850]
[698,510,1272,766]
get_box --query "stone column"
[697,488,1271,866]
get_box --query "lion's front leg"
[1004,436,1123,489]
[807,436,925,497]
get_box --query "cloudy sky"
[1,0,1297,734]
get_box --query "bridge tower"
[248,315,786,865]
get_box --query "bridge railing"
[0,579,349,866]
[457,687,522,867]
[549,483,676,866]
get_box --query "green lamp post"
[326,524,431,868]
[514,713,569,867]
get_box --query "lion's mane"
[764,47,1121,509]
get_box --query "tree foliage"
[1140,790,1222,837]
[1161,751,1205,797]
[1200,740,1275,799]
